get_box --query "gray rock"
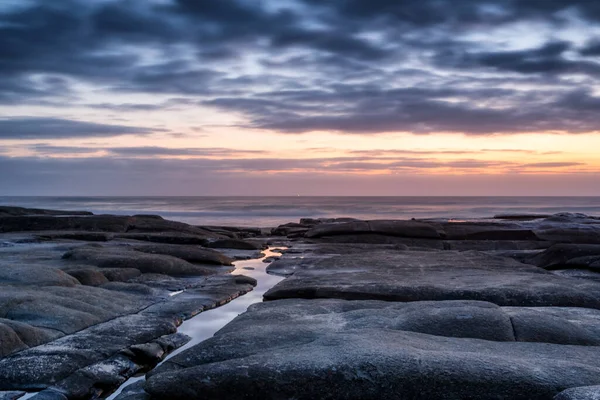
[555,385,600,400]
[132,244,234,266]
[305,219,443,239]
[113,381,151,400]
[0,314,176,390]
[0,323,28,357]
[0,265,78,287]
[29,390,67,400]
[530,244,600,270]
[0,319,61,349]
[0,285,153,336]
[441,221,539,240]
[35,232,113,242]
[505,307,600,345]
[0,392,25,400]
[64,268,109,286]
[101,268,142,282]
[62,247,219,277]
[114,233,211,245]
[206,239,264,250]
[145,299,600,400]
[264,249,600,308]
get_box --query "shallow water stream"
[104,247,285,399]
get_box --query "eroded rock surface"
[146,300,600,400]
[142,213,600,400]
[0,208,260,398]
[5,210,600,399]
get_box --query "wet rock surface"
[143,213,600,399]
[5,209,600,399]
[0,208,259,398]
[555,385,600,400]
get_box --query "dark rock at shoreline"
[0,206,92,217]
[265,248,600,308]
[206,238,265,250]
[0,214,222,239]
[529,244,600,270]
[146,299,600,400]
[493,213,552,221]
[305,219,443,239]
[4,207,600,400]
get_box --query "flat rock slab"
[131,244,234,266]
[265,249,600,308]
[62,246,220,277]
[0,392,25,400]
[145,299,600,400]
[0,273,256,392]
[284,214,600,244]
[529,244,600,270]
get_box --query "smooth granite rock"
[530,244,600,270]
[305,219,443,239]
[0,265,79,287]
[64,268,109,286]
[0,392,25,400]
[555,386,600,400]
[146,299,600,400]
[265,249,600,308]
[206,238,265,250]
[62,247,219,277]
[131,244,234,266]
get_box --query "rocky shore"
[2,207,600,399]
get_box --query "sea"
[1,196,599,227]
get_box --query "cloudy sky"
[1,0,600,195]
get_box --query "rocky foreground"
[2,208,600,399]
[0,206,267,400]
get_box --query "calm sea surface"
[1,197,599,227]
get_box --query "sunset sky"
[1,0,599,195]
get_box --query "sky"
[1,0,600,196]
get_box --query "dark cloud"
[0,117,162,139]
[581,41,600,56]
[437,41,600,76]
[2,0,600,137]
[204,87,600,135]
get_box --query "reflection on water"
[105,248,285,399]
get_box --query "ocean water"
[1,196,599,227]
